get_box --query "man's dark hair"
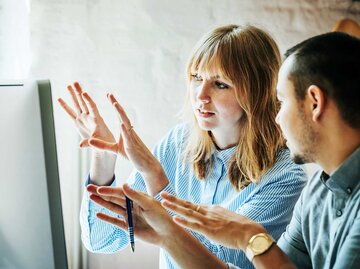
[285,32,360,129]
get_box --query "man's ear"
[306,85,325,122]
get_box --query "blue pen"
[125,196,135,252]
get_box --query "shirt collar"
[214,146,237,164]
[321,146,360,196]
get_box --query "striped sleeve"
[80,176,130,253]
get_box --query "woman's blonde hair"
[183,24,285,191]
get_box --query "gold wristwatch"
[245,233,274,262]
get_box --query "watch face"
[251,235,270,252]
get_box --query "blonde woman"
[59,24,306,269]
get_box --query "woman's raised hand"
[58,82,117,185]
[88,93,169,195]
[57,82,115,148]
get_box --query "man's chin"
[292,156,307,165]
[291,153,310,165]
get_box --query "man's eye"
[191,74,203,82]
[215,81,229,89]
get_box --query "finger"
[93,188,126,207]
[120,123,136,144]
[172,216,204,233]
[162,200,206,223]
[122,184,152,209]
[87,185,124,206]
[91,192,126,207]
[82,92,101,118]
[88,138,119,154]
[107,93,132,129]
[90,194,127,216]
[97,186,125,198]
[57,98,77,120]
[114,102,132,129]
[96,212,128,230]
[73,82,89,114]
[87,184,99,194]
[117,134,127,157]
[79,138,90,148]
[67,84,82,114]
[161,192,199,212]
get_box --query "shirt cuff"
[85,174,116,187]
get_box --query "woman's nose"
[197,81,211,103]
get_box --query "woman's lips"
[197,109,215,118]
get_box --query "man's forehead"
[277,55,296,96]
[279,55,295,81]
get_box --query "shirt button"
[336,210,342,217]
[346,187,352,194]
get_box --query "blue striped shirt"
[80,123,307,269]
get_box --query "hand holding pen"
[87,184,176,247]
[86,184,135,252]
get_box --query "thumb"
[123,184,150,209]
[89,138,118,154]
[79,138,90,148]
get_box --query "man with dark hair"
[270,31,360,268]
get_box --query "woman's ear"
[306,85,325,122]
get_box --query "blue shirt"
[80,123,306,269]
[278,147,360,269]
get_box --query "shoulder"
[261,148,307,185]
[300,170,325,200]
[152,122,190,159]
[166,122,191,139]
[275,148,298,167]
[157,122,190,148]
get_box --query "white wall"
[2,0,359,268]
[0,0,30,78]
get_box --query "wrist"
[245,232,274,262]
[236,223,268,251]
[90,151,117,185]
[143,162,169,196]
[143,160,163,178]
[159,220,182,249]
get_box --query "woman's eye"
[215,81,229,89]
[191,74,203,82]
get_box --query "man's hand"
[161,192,266,250]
